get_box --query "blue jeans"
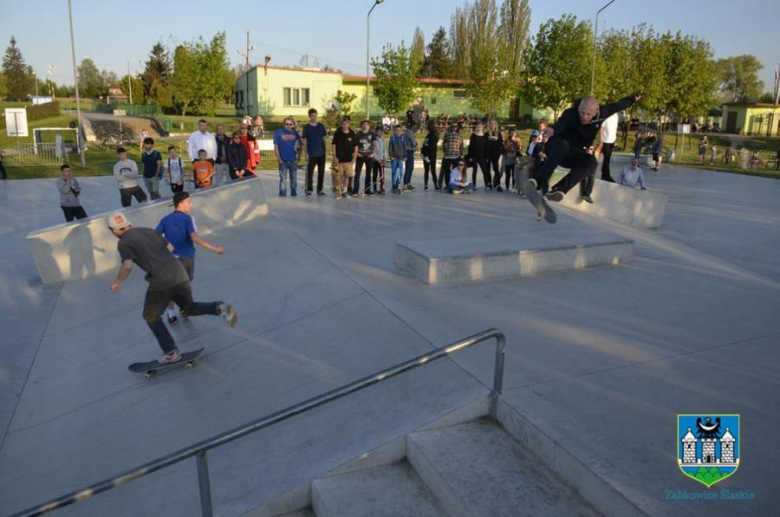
[391,159,404,188]
[278,161,297,196]
[403,149,415,185]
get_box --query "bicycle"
[100,133,133,151]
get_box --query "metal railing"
[11,329,506,517]
[6,144,74,167]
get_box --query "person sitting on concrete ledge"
[617,158,647,190]
[447,159,475,194]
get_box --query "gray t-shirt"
[118,228,189,291]
[57,177,82,207]
[113,159,139,189]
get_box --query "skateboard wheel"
[185,362,194,369]
[144,373,152,379]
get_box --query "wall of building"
[235,67,343,118]
[721,105,780,136]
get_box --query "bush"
[27,101,61,122]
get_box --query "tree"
[171,44,198,122]
[324,89,358,128]
[499,0,531,79]
[521,15,593,119]
[410,27,426,77]
[450,5,472,80]
[663,32,715,118]
[119,74,144,103]
[2,36,33,101]
[422,27,454,78]
[171,32,234,117]
[371,42,419,115]
[715,55,764,102]
[141,42,173,107]
[77,59,104,98]
[0,71,6,99]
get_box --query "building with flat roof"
[721,102,780,136]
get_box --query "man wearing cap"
[331,116,358,199]
[107,212,237,364]
[113,147,147,207]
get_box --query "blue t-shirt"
[273,128,302,162]
[141,149,162,178]
[155,211,197,259]
[302,122,327,158]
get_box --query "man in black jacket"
[532,94,641,202]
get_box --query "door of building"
[726,111,737,133]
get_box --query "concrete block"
[406,419,600,517]
[312,463,446,517]
[26,177,268,284]
[396,231,633,285]
[557,178,668,229]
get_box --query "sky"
[2,0,778,92]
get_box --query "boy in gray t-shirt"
[57,164,88,222]
[113,147,148,207]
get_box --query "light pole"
[366,0,385,121]
[590,0,616,95]
[67,0,86,167]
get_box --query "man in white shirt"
[600,112,618,182]
[187,119,217,162]
[618,158,647,190]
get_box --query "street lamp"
[366,0,385,120]
[590,0,616,95]
[67,0,86,167]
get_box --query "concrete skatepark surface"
[1,163,779,516]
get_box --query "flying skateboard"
[129,348,204,379]
[515,161,557,224]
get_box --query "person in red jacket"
[238,123,261,173]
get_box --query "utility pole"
[590,0,616,95]
[67,0,86,167]
[33,70,38,97]
[366,0,386,121]
[237,31,254,116]
[127,61,133,106]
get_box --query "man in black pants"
[302,108,328,196]
[533,94,641,203]
[107,212,237,364]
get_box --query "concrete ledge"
[27,177,268,284]
[557,177,668,229]
[396,231,633,285]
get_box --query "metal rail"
[11,329,506,517]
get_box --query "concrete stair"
[274,416,600,517]
[312,463,447,517]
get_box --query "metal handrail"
[11,328,506,517]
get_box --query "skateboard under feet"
[129,348,204,379]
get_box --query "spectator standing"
[226,131,252,179]
[273,117,302,197]
[502,129,518,191]
[141,137,163,200]
[617,158,647,189]
[331,116,358,199]
[403,123,418,190]
[440,122,464,188]
[372,126,387,195]
[354,120,376,196]
[0,149,6,179]
[468,122,490,189]
[302,108,328,196]
[633,130,645,160]
[388,125,407,194]
[599,113,618,182]
[486,120,504,191]
[163,145,186,193]
[709,144,717,165]
[187,120,217,162]
[192,150,215,189]
[651,132,664,171]
[698,136,708,164]
[422,120,440,190]
[214,124,231,185]
[382,113,392,132]
[239,123,261,173]
[113,147,147,207]
[57,164,88,222]
[253,115,265,138]
[406,108,415,126]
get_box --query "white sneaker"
[159,350,181,364]
[219,303,238,327]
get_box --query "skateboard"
[515,162,557,224]
[129,348,204,379]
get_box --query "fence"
[5,143,73,167]
[663,147,780,173]
[94,103,161,117]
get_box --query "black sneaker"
[601,176,616,183]
[496,186,503,193]
[317,191,326,196]
[582,195,594,204]
[545,190,564,203]
[305,191,312,196]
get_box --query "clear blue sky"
[2,0,778,92]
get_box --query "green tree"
[2,36,33,101]
[171,44,198,122]
[663,32,715,118]
[141,42,173,107]
[715,55,764,102]
[371,42,418,115]
[171,32,233,117]
[119,74,144,103]
[499,0,531,79]
[410,27,426,77]
[0,71,7,99]
[450,5,472,80]
[521,15,593,119]
[324,89,358,128]
[422,27,454,78]
[77,58,104,98]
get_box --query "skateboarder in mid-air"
[521,94,642,223]
[107,212,237,364]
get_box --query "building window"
[283,87,310,107]
[453,90,467,98]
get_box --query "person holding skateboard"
[522,94,641,223]
[107,211,237,364]
[156,191,225,325]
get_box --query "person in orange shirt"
[239,124,261,173]
[193,149,214,188]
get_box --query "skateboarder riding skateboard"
[523,94,641,222]
[107,212,237,364]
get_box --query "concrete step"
[312,462,447,517]
[407,419,601,517]
[275,509,315,517]
[396,229,633,285]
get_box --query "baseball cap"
[106,212,131,230]
[531,129,540,136]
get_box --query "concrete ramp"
[396,229,633,285]
[26,177,268,284]
[557,178,668,229]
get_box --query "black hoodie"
[552,96,636,149]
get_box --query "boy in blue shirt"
[273,117,303,197]
[156,191,225,324]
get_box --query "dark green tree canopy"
[2,36,33,101]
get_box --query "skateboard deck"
[516,162,557,224]
[129,348,204,379]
